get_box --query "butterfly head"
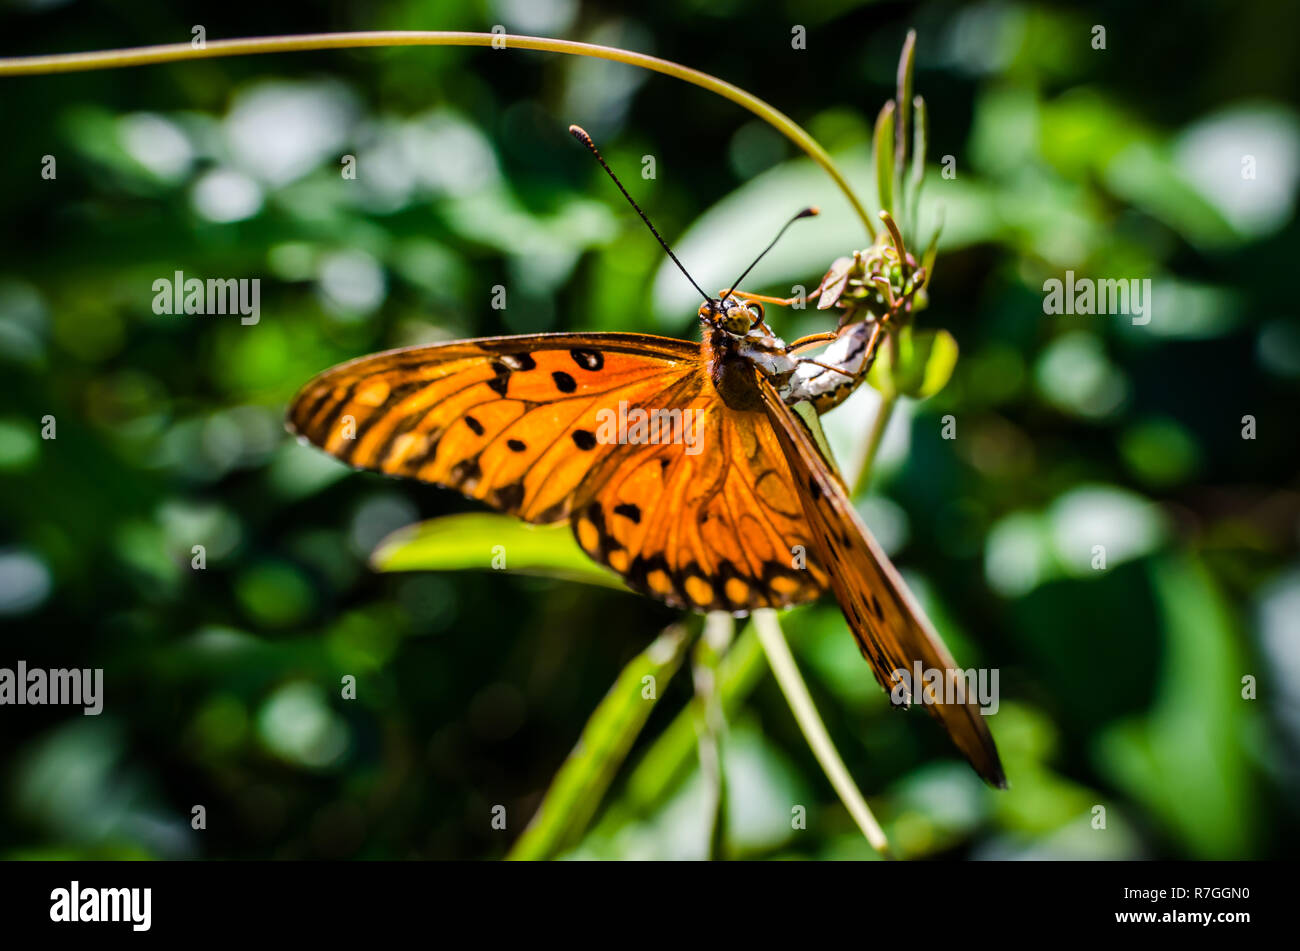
[699,297,762,336]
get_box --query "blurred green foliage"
[1,0,1298,860]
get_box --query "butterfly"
[286,127,1005,788]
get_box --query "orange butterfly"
[286,128,1005,788]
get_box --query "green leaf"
[907,94,928,241]
[596,618,771,827]
[912,329,960,399]
[508,622,693,860]
[873,100,896,218]
[867,327,959,401]
[894,30,916,223]
[370,512,627,591]
[1095,556,1258,858]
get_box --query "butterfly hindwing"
[574,399,828,613]
[758,377,1007,787]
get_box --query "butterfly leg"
[726,288,823,309]
[787,331,839,353]
[777,320,885,412]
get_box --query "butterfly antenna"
[720,206,820,305]
[569,124,715,308]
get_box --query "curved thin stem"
[753,610,891,857]
[851,394,897,497]
[694,612,734,860]
[0,31,874,237]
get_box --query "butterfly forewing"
[758,378,1007,787]
[287,332,829,614]
[289,333,694,520]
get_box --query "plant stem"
[693,612,733,860]
[506,621,692,860]
[753,609,891,857]
[851,393,897,498]
[0,31,874,238]
[597,618,768,828]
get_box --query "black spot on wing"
[583,502,623,559]
[572,429,597,451]
[500,353,536,371]
[613,503,642,524]
[464,415,485,436]
[570,348,604,371]
[507,438,527,452]
[552,371,577,393]
[487,362,511,397]
[449,456,482,487]
[493,482,525,511]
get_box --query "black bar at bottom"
[0,859,1270,938]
